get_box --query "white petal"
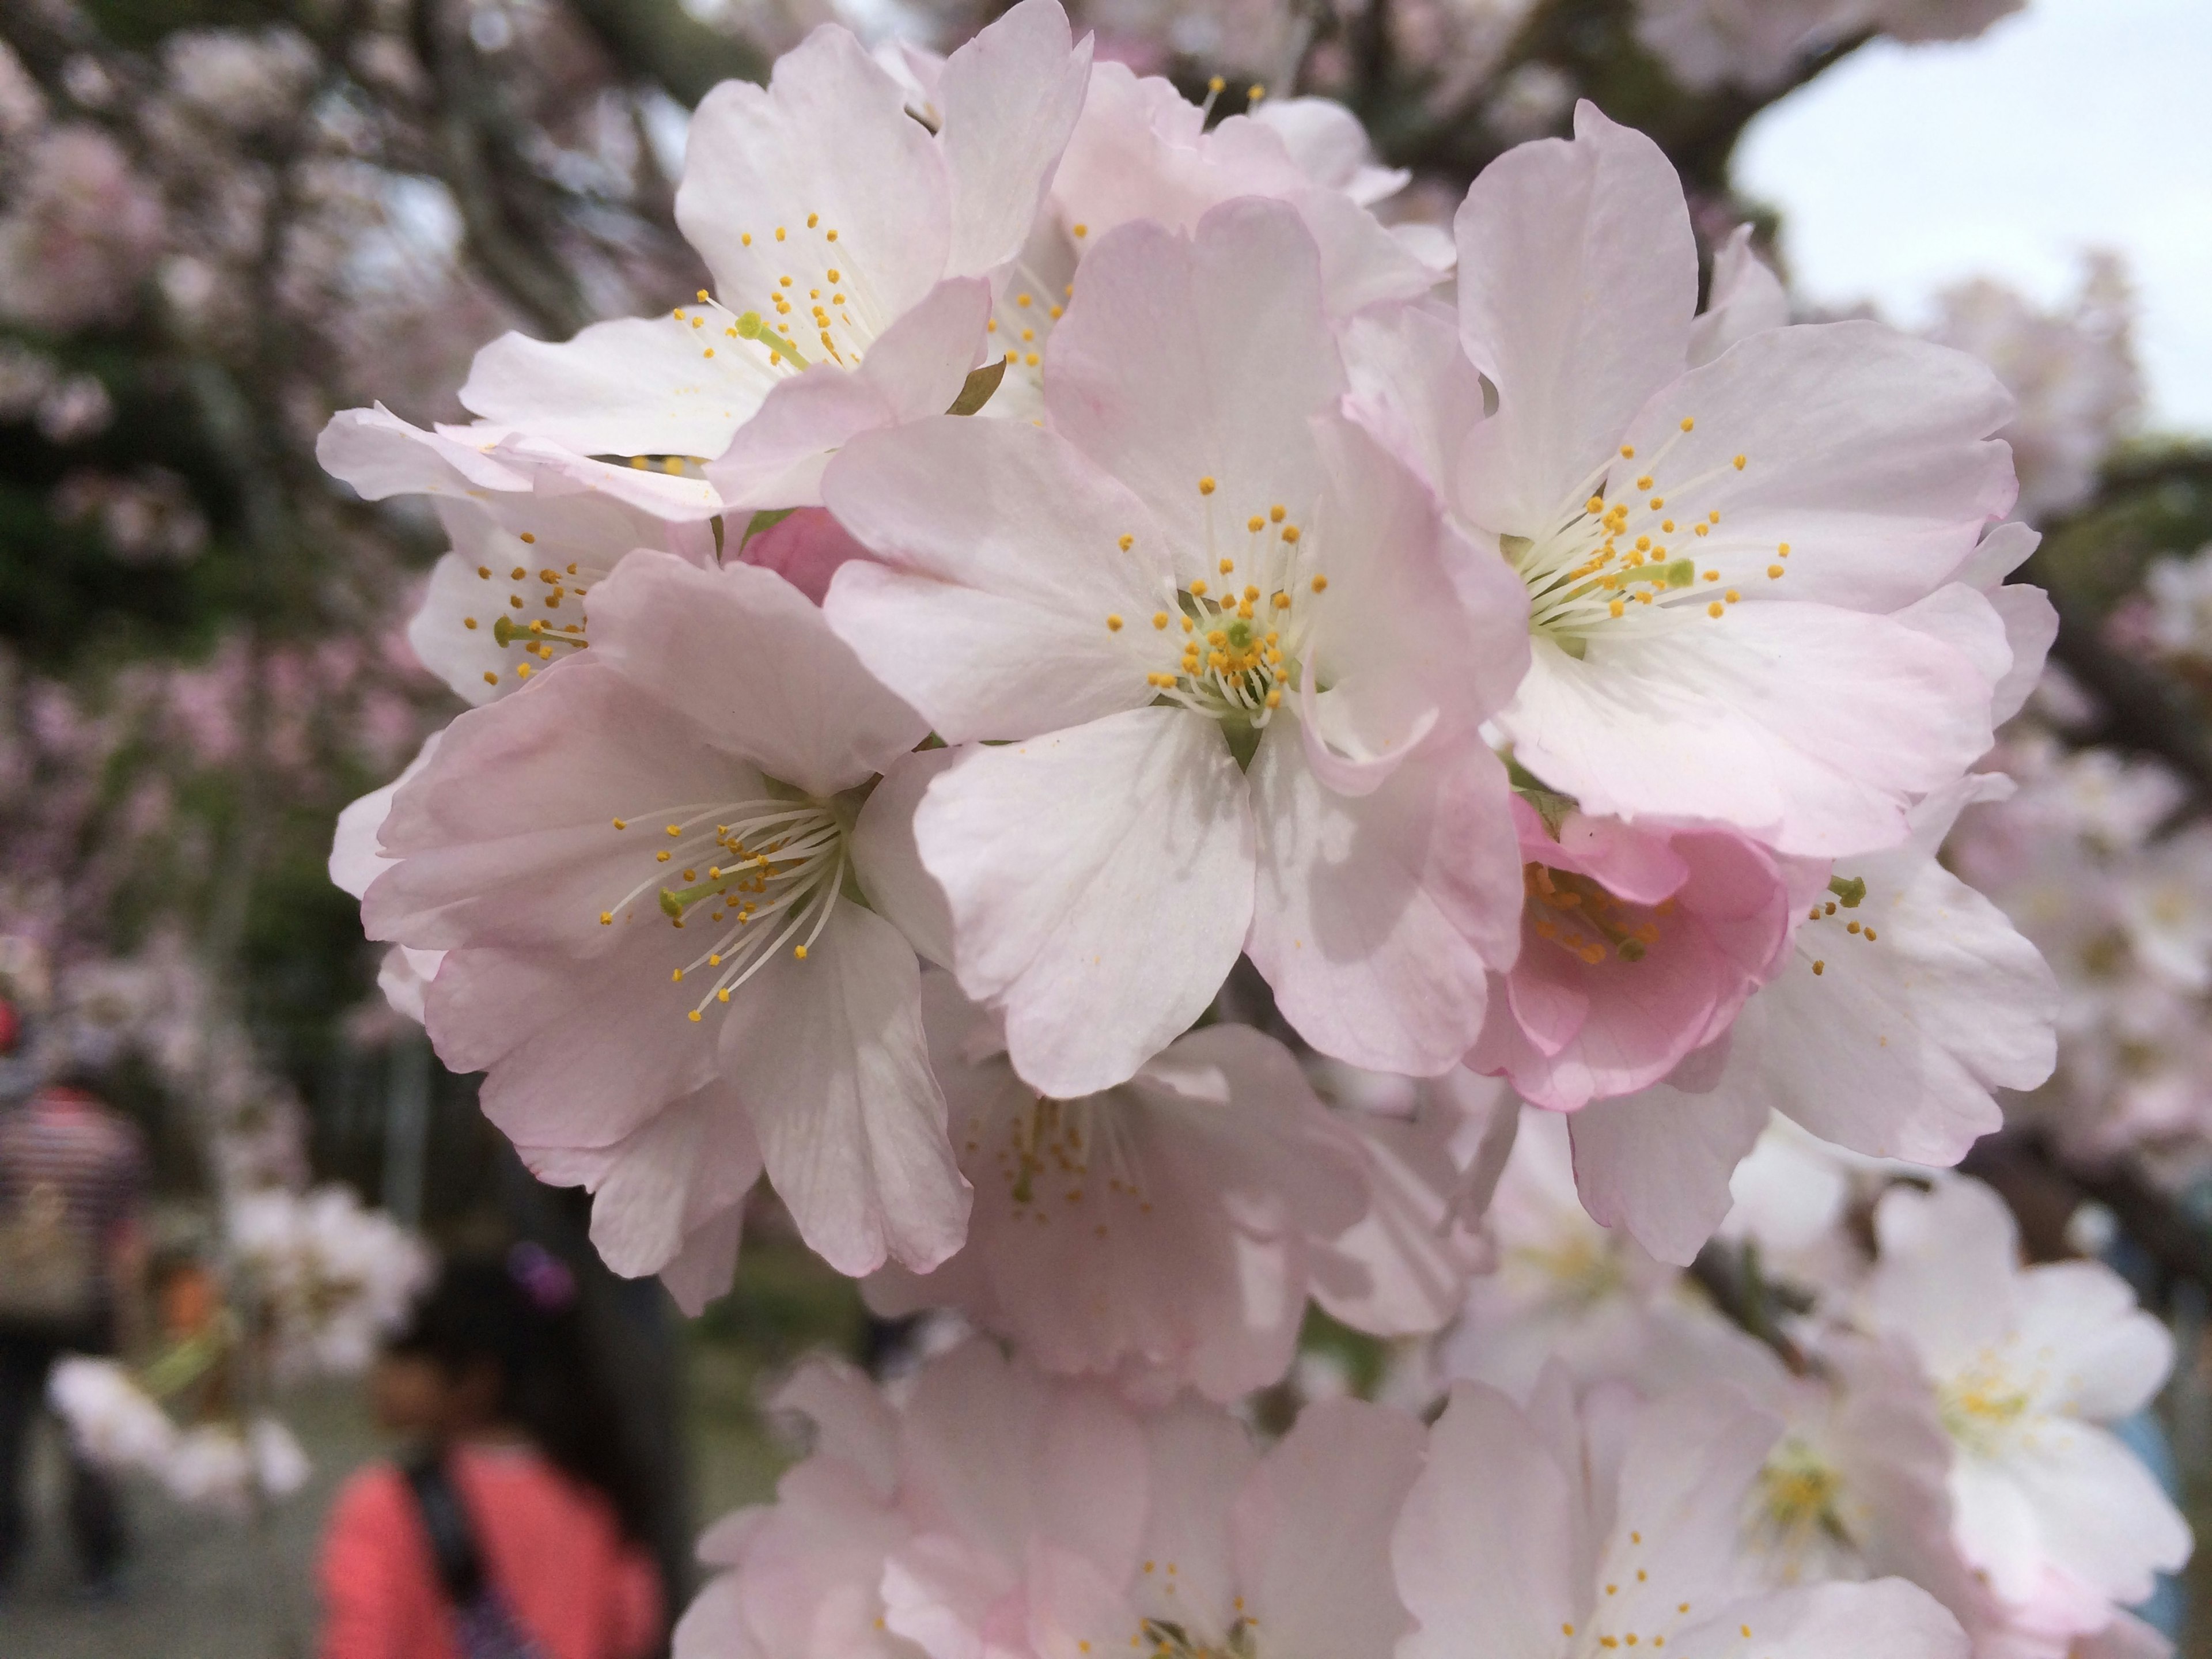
[915,710,1255,1097]
[935,0,1093,278]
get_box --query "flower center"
[1938,1362,2035,1456]
[1510,420,1789,653]
[1524,862,1668,965]
[599,797,846,1022]
[1122,483,1325,762]
[672,211,884,376]
[1745,1438,1850,1574]
[983,1093,1149,1213]
[465,540,594,691]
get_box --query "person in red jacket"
[319,1249,663,1659]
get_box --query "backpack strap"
[402,1449,487,1608]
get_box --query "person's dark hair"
[386,1247,654,1545]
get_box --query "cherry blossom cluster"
[320,5,2186,1654]
[47,1357,312,1518]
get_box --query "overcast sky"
[1736,0,2212,433]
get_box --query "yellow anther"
[703,349,714,358]
[600,911,612,925]
[1219,558,1236,574]
[1586,496,1605,513]
[1649,496,1664,509]
[1248,83,1264,100]
[1680,416,1695,431]
[1272,592,1291,609]
[612,818,628,830]
[1733,454,1747,469]
[1662,520,1676,532]
[1207,74,1225,92]
[1703,569,1719,581]
[807,212,819,228]
[1107,614,1124,632]
[1016,293,1032,308]
[1025,352,1039,366]
[775,226,786,241]
[1153,612,1169,628]
[1073,222,1088,237]
[1281,525,1301,544]
[1767,564,1785,578]
[687,1009,702,1022]
[793,945,808,960]
[630,457,649,469]
[1310,574,1328,592]
[672,968,684,982]
[1847,920,1861,934]
[741,232,752,245]
[1264,688,1282,707]
[1693,522,1707,536]
[827,267,841,282]
[1864,927,1877,941]
[1243,585,1260,600]
[1609,598,1624,618]
[1725,589,1741,603]
[1049,305,1063,319]
[657,850,671,862]
[464,617,478,630]
[826,229,838,241]
[1779,541,1791,556]
[1636,474,1653,490]
[1636,536,1652,551]
[477,565,491,577]
[1190,578,1207,596]
[666,824,683,836]
[1707,601,1724,618]
[1620,444,1635,458]
[1247,515,1264,532]
[1198,476,1217,495]
[483,670,498,684]
[1147,672,1176,687]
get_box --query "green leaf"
[947,357,1007,416]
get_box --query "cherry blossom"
[1395,1374,1972,1659]
[361,550,968,1290]
[316,404,720,703]
[823,198,1529,1096]
[1349,103,2022,859]
[460,0,1092,506]
[1862,1179,2191,1636]
[1464,796,1794,1111]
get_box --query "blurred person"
[319,1247,663,1659]
[0,1062,149,1598]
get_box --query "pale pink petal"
[330,732,441,900]
[736,505,873,605]
[366,665,752,950]
[1395,1382,1582,1659]
[936,0,1093,278]
[1610,320,2016,613]
[1685,226,1787,369]
[585,551,926,796]
[677,26,948,321]
[429,938,718,1148]
[1565,1074,1770,1264]
[1247,721,1517,1075]
[823,417,1173,742]
[914,710,1255,1097]
[704,278,991,511]
[1339,300,1489,505]
[850,747,961,972]
[1453,102,1696,531]
[1502,603,1997,858]
[720,902,967,1276]
[566,1078,762,1286]
[1231,1399,1425,1659]
[1671,1582,1969,1659]
[1046,200,1342,564]
[459,315,777,460]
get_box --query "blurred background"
[0,0,2205,1653]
